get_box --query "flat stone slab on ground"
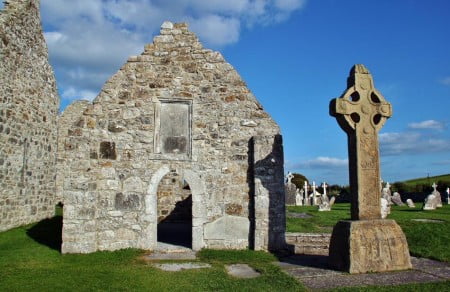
[144,242,197,260]
[145,252,197,260]
[411,219,444,223]
[225,264,261,278]
[287,212,313,219]
[277,255,450,290]
[153,262,211,272]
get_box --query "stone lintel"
[328,219,412,274]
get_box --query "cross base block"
[328,219,412,274]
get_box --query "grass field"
[287,203,450,262]
[0,216,304,291]
[1,204,449,291]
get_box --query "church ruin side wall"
[0,0,59,231]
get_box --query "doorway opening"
[156,171,192,248]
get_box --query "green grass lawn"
[0,216,304,292]
[287,203,450,262]
[1,204,450,291]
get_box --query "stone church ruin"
[0,0,59,232]
[1,1,286,254]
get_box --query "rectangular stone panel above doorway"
[154,100,192,160]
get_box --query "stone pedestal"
[328,219,412,274]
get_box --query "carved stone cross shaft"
[330,64,392,220]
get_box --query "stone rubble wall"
[0,0,59,231]
[285,232,331,255]
[59,22,285,253]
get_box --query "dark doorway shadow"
[26,215,62,252]
[157,195,192,248]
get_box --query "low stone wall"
[285,232,331,255]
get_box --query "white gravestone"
[295,189,303,206]
[447,187,450,205]
[432,182,442,208]
[311,181,322,205]
[406,198,415,208]
[381,182,393,205]
[381,197,391,219]
[303,181,310,206]
[423,193,437,210]
[322,182,328,196]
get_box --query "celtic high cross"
[330,64,392,220]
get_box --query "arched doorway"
[146,166,206,251]
[156,171,192,248]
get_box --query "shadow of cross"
[330,64,392,220]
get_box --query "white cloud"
[380,132,450,155]
[190,15,241,46]
[408,120,445,130]
[289,156,348,169]
[62,87,98,101]
[40,0,307,104]
[440,76,450,86]
[275,0,306,11]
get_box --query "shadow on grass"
[277,253,332,270]
[26,215,62,252]
[399,209,424,212]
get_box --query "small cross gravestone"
[284,172,296,205]
[322,182,328,196]
[328,64,411,274]
[303,181,310,206]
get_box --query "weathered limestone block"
[123,176,144,193]
[204,216,249,242]
[329,220,412,273]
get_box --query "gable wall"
[59,22,285,253]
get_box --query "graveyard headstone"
[380,197,391,219]
[285,173,297,205]
[432,182,442,208]
[295,189,303,206]
[391,192,404,206]
[406,198,415,208]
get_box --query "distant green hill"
[392,174,450,193]
[402,174,450,185]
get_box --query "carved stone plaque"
[158,101,191,156]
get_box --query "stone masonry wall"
[59,21,284,253]
[0,0,59,231]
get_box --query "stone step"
[285,233,331,256]
[144,242,197,260]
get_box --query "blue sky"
[4,0,449,185]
